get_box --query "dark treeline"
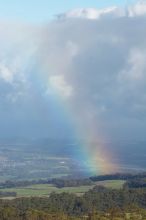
[124,178,146,189]
[0,178,93,189]
[2,172,146,189]
[50,178,93,188]
[0,180,47,189]
[0,191,16,197]
[90,172,146,182]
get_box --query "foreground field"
[0,180,125,198]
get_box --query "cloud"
[119,48,146,81]
[57,1,146,20]
[57,6,124,20]
[0,1,146,140]
[49,75,73,98]
[128,0,146,17]
[0,63,14,83]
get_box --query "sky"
[0,0,137,22]
[0,0,146,143]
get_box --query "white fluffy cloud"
[57,6,123,20]
[57,1,146,20]
[128,0,146,17]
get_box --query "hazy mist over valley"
[0,138,145,182]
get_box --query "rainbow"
[35,61,118,175]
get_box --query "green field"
[0,180,125,198]
[95,180,125,189]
